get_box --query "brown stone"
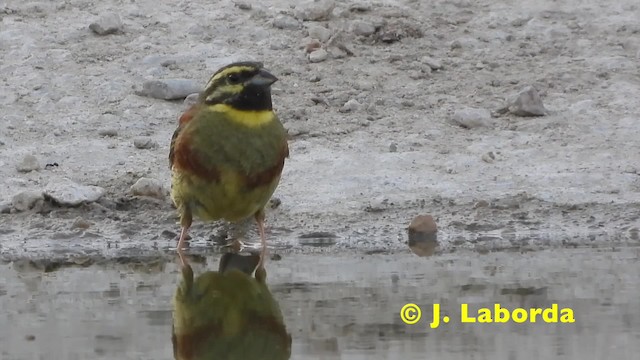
[408,214,438,257]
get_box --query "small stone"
[307,24,332,42]
[309,74,321,82]
[89,13,123,35]
[298,232,337,247]
[273,15,301,30]
[161,229,178,239]
[0,202,11,214]
[449,107,492,129]
[340,99,360,113]
[295,0,335,21]
[12,191,44,212]
[184,92,200,107]
[234,1,252,10]
[16,154,41,173]
[98,128,118,137]
[351,21,376,36]
[389,143,398,152]
[408,215,438,257]
[309,48,329,63]
[508,86,547,117]
[474,200,489,208]
[130,177,165,198]
[349,2,372,12]
[364,197,391,212]
[133,137,158,149]
[71,217,92,230]
[45,179,105,206]
[481,151,496,163]
[421,56,443,70]
[138,79,201,100]
[304,39,322,53]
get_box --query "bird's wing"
[169,104,200,170]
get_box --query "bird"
[169,61,289,271]
[172,253,292,360]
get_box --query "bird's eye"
[228,74,241,84]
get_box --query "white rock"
[130,177,165,198]
[16,154,41,173]
[184,93,200,107]
[133,137,158,149]
[351,21,376,36]
[508,86,547,117]
[44,179,105,206]
[307,24,332,42]
[450,107,492,128]
[139,79,201,100]
[89,13,123,35]
[309,48,329,63]
[295,0,335,21]
[273,15,301,30]
[421,56,443,70]
[340,99,360,113]
[12,191,44,212]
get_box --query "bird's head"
[201,61,278,111]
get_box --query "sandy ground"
[1,0,640,263]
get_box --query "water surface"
[1,246,639,360]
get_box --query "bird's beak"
[248,69,278,87]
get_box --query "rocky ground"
[1,0,639,265]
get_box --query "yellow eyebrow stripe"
[204,66,256,90]
[207,104,274,128]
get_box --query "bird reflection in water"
[171,252,291,360]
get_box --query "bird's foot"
[223,238,262,253]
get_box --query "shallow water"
[1,246,639,360]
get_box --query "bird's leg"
[177,210,193,268]
[255,209,268,272]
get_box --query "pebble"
[364,197,391,212]
[389,143,398,152]
[138,79,201,100]
[449,107,492,128]
[295,0,335,21]
[71,217,92,230]
[351,21,376,36]
[12,191,44,212]
[130,177,165,198]
[184,92,200,107]
[307,24,332,42]
[273,15,301,30]
[298,231,337,247]
[44,179,105,206]
[340,99,360,113]
[309,48,329,63]
[233,1,252,10]
[16,154,41,173]
[481,151,496,163]
[304,38,322,53]
[508,86,547,116]
[89,13,123,35]
[98,128,118,137]
[421,56,443,70]
[349,2,372,12]
[133,137,158,149]
[0,202,11,214]
[407,214,438,257]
